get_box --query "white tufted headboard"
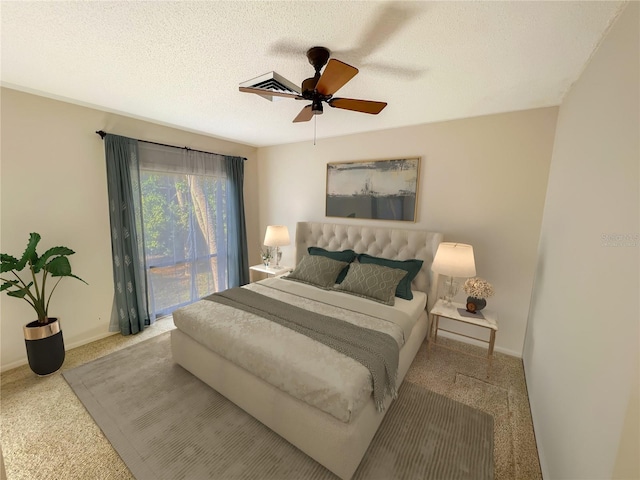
[295,222,443,310]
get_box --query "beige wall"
[257,107,558,356]
[0,88,258,370]
[523,2,639,479]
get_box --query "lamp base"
[272,247,282,268]
[442,277,460,305]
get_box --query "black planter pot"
[23,318,65,376]
[465,297,487,313]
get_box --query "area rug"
[63,331,494,480]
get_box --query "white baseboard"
[65,330,119,351]
[0,331,119,373]
[435,330,522,358]
[1,358,28,372]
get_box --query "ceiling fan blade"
[316,59,358,96]
[352,3,421,59]
[328,98,387,115]
[239,86,301,99]
[293,105,314,123]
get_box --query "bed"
[171,221,443,479]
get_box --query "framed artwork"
[326,157,420,222]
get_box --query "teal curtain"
[103,134,248,325]
[104,134,149,335]
[225,155,249,286]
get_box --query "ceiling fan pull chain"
[314,115,317,146]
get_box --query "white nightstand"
[249,264,292,283]
[428,299,499,376]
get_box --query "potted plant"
[1,233,87,375]
[463,277,495,313]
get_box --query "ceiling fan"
[239,46,387,123]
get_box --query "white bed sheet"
[172,277,426,423]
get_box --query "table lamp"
[431,242,476,305]
[263,225,290,268]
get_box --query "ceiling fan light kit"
[239,46,387,124]
[311,99,323,115]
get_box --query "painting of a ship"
[326,158,420,222]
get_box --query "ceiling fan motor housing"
[301,76,320,94]
[306,46,331,72]
[302,46,331,100]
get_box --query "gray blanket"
[205,287,399,411]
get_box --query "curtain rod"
[95,130,246,160]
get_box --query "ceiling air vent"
[239,71,300,102]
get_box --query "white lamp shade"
[263,225,290,247]
[431,242,476,277]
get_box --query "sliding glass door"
[140,170,228,318]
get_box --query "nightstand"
[249,264,292,283]
[428,299,499,376]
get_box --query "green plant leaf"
[0,280,19,292]
[46,256,72,277]
[68,273,89,285]
[33,246,75,273]
[1,254,20,273]
[16,233,41,271]
[6,281,33,298]
[1,254,19,264]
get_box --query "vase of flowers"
[463,277,494,313]
[260,246,273,267]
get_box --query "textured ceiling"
[1,1,624,147]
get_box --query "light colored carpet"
[0,316,541,479]
[63,332,494,480]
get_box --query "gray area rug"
[64,332,494,480]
